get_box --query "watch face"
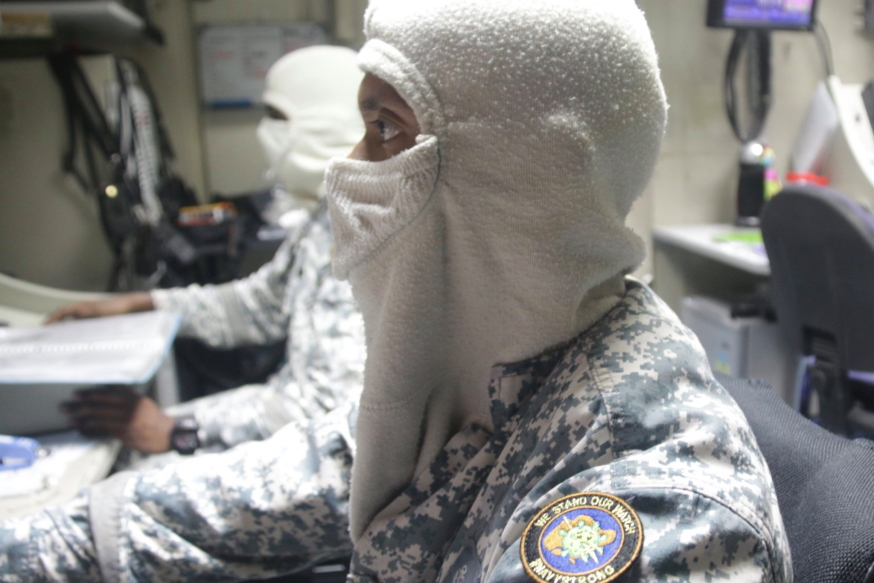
[171,425,200,455]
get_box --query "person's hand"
[45,292,155,325]
[61,387,175,454]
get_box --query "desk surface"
[653,224,771,276]
[0,433,120,519]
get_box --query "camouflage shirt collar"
[486,337,573,429]
[486,279,642,429]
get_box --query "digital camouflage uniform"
[0,280,790,582]
[150,205,365,453]
[0,405,357,582]
[345,280,791,583]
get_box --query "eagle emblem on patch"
[520,493,643,583]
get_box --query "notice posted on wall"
[198,23,326,109]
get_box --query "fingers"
[64,387,140,412]
[44,294,155,324]
[61,387,141,437]
[74,417,134,438]
[73,386,140,403]
[59,386,172,453]
[44,302,105,324]
[45,304,93,324]
[64,410,130,438]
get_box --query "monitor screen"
[708,0,818,31]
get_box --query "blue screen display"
[723,0,814,28]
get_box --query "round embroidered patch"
[520,492,643,583]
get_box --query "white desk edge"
[653,224,771,277]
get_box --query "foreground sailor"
[46,46,366,462]
[326,0,791,581]
[0,2,792,582]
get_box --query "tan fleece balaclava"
[325,0,668,540]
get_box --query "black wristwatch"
[170,415,202,455]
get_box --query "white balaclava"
[326,0,668,539]
[257,45,364,211]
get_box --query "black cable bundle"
[813,20,835,78]
[47,52,200,291]
[47,53,136,258]
[724,29,772,143]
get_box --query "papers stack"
[0,311,179,435]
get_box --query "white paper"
[0,311,179,385]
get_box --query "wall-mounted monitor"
[707,0,819,31]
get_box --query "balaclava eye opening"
[326,0,668,541]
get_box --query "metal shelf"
[0,1,163,57]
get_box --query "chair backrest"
[717,373,874,583]
[760,185,874,372]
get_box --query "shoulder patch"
[520,493,643,583]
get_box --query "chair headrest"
[761,185,874,371]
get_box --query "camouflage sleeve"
[159,273,366,452]
[488,403,789,583]
[111,383,294,471]
[166,382,290,451]
[489,487,781,583]
[151,237,295,349]
[0,493,102,582]
[0,403,356,583]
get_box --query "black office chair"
[716,373,874,583]
[761,185,874,436]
